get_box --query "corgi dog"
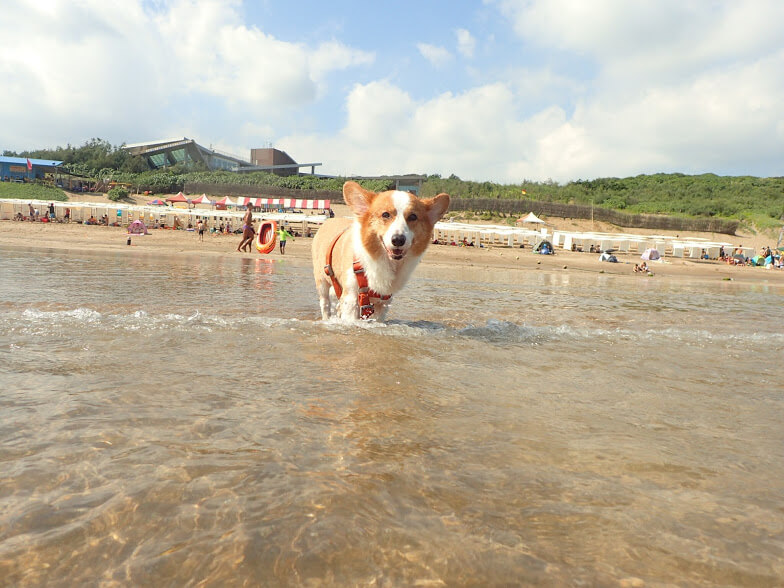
[312,181,450,321]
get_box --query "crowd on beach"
[14,202,121,227]
[719,244,783,268]
[16,202,68,223]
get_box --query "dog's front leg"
[337,278,360,320]
[337,295,359,320]
[372,300,391,322]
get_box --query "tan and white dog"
[312,181,450,321]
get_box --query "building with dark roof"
[123,138,321,176]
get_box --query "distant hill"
[420,173,784,229]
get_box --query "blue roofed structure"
[0,156,63,182]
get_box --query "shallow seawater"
[1,246,783,586]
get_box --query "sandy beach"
[2,197,782,290]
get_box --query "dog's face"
[343,181,450,261]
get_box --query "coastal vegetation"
[0,182,67,201]
[421,174,784,230]
[5,139,783,228]
[107,185,130,201]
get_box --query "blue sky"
[1,0,782,183]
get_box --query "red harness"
[324,229,391,319]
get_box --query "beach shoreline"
[2,217,782,290]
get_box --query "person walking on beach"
[196,219,205,242]
[237,204,255,252]
[242,221,255,252]
[277,225,294,255]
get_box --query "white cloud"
[463,0,784,180]
[493,0,784,80]
[155,0,373,108]
[456,29,476,58]
[310,40,375,82]
[0,0,372,150]
[283,30,784,185]
[283,81,538,180]
[417,43,452,67]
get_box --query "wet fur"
[312,181,450,321]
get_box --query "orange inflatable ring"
[255,220,277,254]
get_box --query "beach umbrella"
[215,196,236,206]
[191,194,213,205]
[166,192,189,203]
[517,212,545,224]
[147,198,167,205]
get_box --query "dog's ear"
[423,193,450,224]
[343,181,375,217]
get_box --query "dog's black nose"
[391,234,406,247]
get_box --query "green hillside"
[421,173,784,229]
[0,182,68,201]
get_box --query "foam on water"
[21,307,102,322]
[4,305,782,352]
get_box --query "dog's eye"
[407,213,418,222]
[381,211,391,219]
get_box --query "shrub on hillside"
[107,186,129,201]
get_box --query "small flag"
[26,158,32,171]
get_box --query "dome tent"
[127,219,149,235]
[641,248,660,261]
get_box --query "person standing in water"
[277,225,294,255]
[237,203,255,252]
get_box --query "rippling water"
[1,245,783,586]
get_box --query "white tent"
[190,194,213,205]
[519,212,545,224]
[641,248,661,261]
[215,196,236,207]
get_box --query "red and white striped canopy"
[236,197,330,209]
